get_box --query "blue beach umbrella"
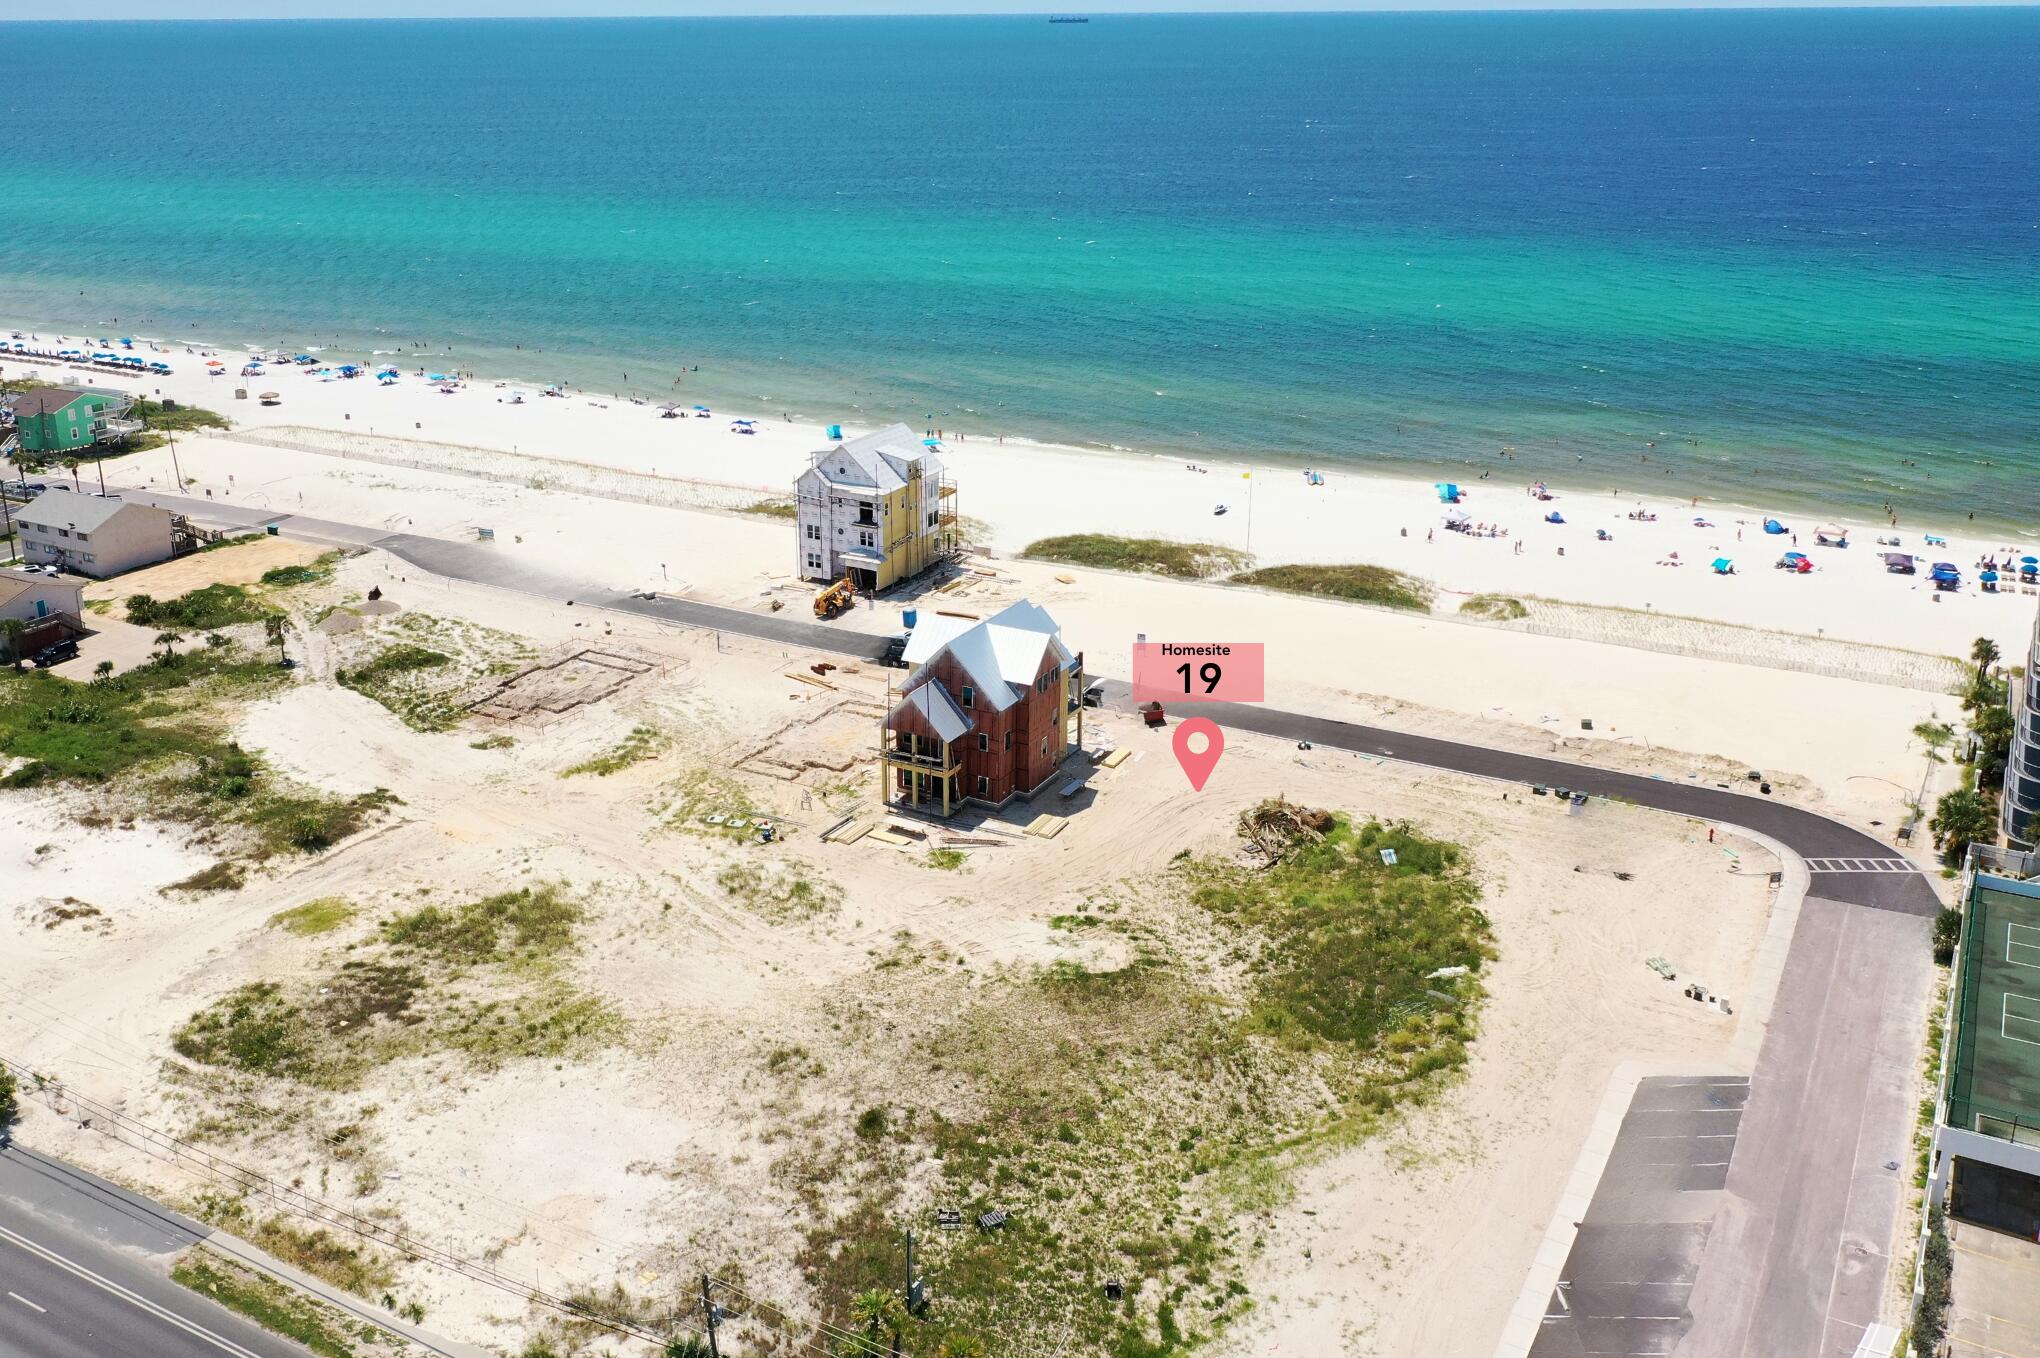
[1763,518,1787,534]
[1711,557,1733,573]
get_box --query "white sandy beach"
[5,325,2033,664]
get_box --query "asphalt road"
[0,1145,305,1358]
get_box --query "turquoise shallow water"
[1,12,2036,528]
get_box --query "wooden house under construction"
[880,600,1084,815]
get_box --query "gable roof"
[23,488,154,535]
[0,567,84,613]
[901,599,1072,714]
[890,679,975,744]
[806,423,942,495]
[9,388,90,418]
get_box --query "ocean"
[1,11,2036,528]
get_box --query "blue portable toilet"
[903,608,918,632]
[827,424,842,441]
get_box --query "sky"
[6,0,2033,17]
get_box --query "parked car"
[1081,681,1107,708]
[880,634,909,668]
[31,639,78,668]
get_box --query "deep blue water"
[1,11,2036,524]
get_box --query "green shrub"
[1460,593,1528,620]
[126,585,274,630]
[1021,535,1249,579]
[1932,908,1962,965]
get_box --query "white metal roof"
[892,679,974,743]
[807,422,942,494]
[900,599,1072,713]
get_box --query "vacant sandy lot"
[0,547,1787,1358]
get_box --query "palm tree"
[1912,720,1955,764]
[0,617,26,668]
[939,1338,986,1358]
[62,458,81,492]
[153,630,184,664]
[93,660,114,683]
[1973,636,2002,683]
[849,1289,907,1358]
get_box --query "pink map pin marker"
[1172,717,1225,791]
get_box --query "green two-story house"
[10,387,143,455]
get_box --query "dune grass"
[1021,534,1250,580]
[126,584,276,630]
[171,1252,361,1358]
[802,812,1493,1357]
[269,897,357,936]
[0,650,389,857]
[1228,563,1434,611]
[1460,593,1529,620]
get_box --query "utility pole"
[700,1274,721,1358]
[167,429,184,492]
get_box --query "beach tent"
[1882,553,1917,574]
[1929,563,1961,589]
[205,360,224,368]
[1544,511,1565,524]
[1763,518,1788,535]
[1813,523,1849,545]
[827,424,842,440]
[1712,558,1734,574]
[1444,508,1470,526]
[1435,482,1462,503]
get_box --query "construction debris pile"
[1237,796,1335,865]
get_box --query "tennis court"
[1948,886,2040,1145]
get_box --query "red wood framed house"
[880,600,1084,815]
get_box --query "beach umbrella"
[1763,518,1787,534]
[1711,558,1733,573]
[922,437,941,447]
[1445,508,1470,526]
[692,404,710,412]
[2022,556,2038,567]
[205,359,224,368]
[259,391,280,401]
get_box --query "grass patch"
[740,498,799,519]
[715,861,842,922]
[799,807,1492,1356]
[382,884,582,967]
[561,725,664,778]
[260,552,342,588]
[127,584,276,630]
[1229,563,1433,611]
[174,884,615,1090]
[925,847,967,871]
[168,861,246,894]
[270,897,357,936]
[189,1196,399,1299]
[171,1251,361,1358]
[1460,593,1528,621]
[0,651,391,857]
[133,398,232,434]
[469,733,515,750]
[336,645,458,731]
[660,769,764,838]
[1022,534,1250,580]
